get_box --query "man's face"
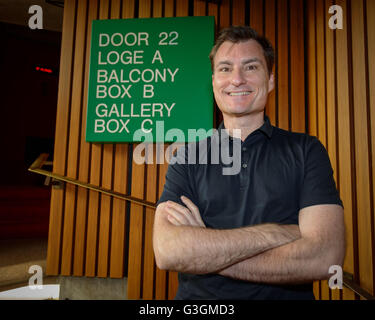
[212,39,274,118]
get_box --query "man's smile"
[227,91,253,96]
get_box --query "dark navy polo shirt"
[157,116,342,300]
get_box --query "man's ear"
[268,72,275,93]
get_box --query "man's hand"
[165,196,206,228]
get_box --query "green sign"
[86,16,214,142]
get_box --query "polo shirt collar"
[217,115,274,140]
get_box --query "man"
[153,26,345,300]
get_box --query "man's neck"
[223,112,265,141]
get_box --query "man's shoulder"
[271,126,328,163]
[272,126,320,146]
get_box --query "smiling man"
[153,26,345,300]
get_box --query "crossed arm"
[152,196,345,284]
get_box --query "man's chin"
[221,107,265,119]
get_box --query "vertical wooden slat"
[60,0,88,276]
[153,0,163,17]
[264,0,276,126]
[321,279,329,302]
[165,0,174,17]
[73,0,98,277]
[367,0,375,298]
[109,0,129,279]
[208,0,219,127]
[122,0,135,18]
[325,0,339,300]
[85,0,110,278]
[208,2,218,29]
[276,0,289,130]
[325,0,337,179]
[97,0,120,279]
[155,147,169,300]
[47,0,77,276]
[97,145,113,277]
[147,0,168,300]
[138,0,151,17]
[316,0,327,147]
[106,0,123,278]
[316,0,328,300]
[250,0,264,34]
[307,0,317,138]
[111,0,121,17]
[142,146,157,299]
[85,149,101,276]
[336,0,355,300]
[219,0,230,28]
[194,0,205,16]
[109,144,128,278]
[351,0,374,296]
[232,0,245,25]
[126,152,145,298]
[176,0,188,17]
[148,3,163,297]
[289,0,305,133]
[126,0,150,299]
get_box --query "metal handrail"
[28,153,157,209]
[28,154,375,300]
[343,273,375,300]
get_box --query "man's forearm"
[153,203,301,274]
[218,206,346,284]
[219,236,341,284]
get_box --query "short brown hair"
[209,26,275,76]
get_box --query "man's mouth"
[227,91,253,96]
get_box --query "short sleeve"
[299,137,343,209]
[157,145,198,207]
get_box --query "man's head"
[209,26,275,77]
[210,26,275,120]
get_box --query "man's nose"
[230,69,246,86]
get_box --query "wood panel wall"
[307,0,375,300]
[47,0,374,300]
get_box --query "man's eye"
[246,65,258,71]
[219,67,230,72]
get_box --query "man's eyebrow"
[216,60,232,66]
[216,58,263,67]
[241,58,262,65]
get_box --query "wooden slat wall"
[48,0,375,300]
[306,0,375,300]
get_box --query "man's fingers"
[166,201,196,223]
[164,199,205,227]
[167,214,181,226]
[180,196,206,227]
[165,203,195,226]
[167,200,191,216]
